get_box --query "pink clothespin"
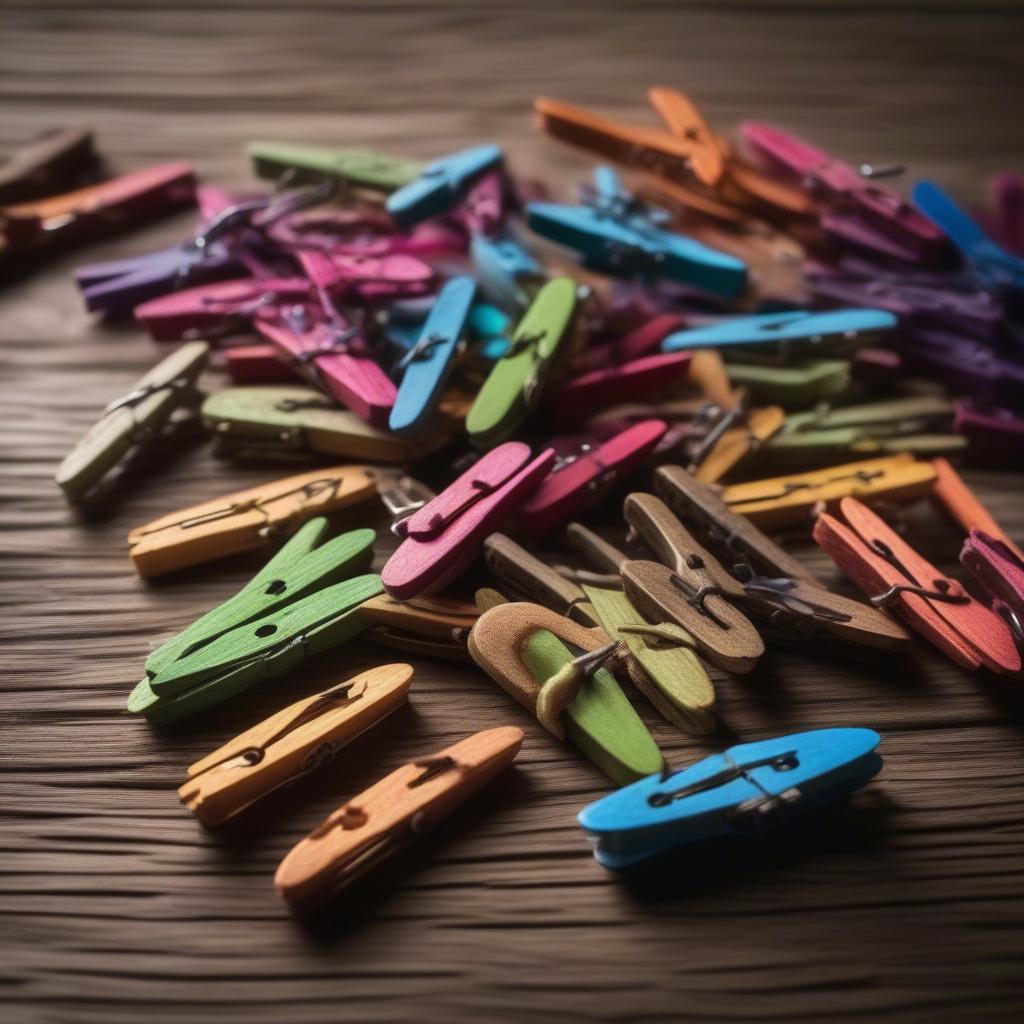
[298,249,434,303]
[545,352,690,426]
[517,420,667,536]
[577,314,688,372]
[135,276,311,342]
[960,530,1024,644]
[456,170,508,237]
[382,442,555,599]
[254,298,395,426]
[954,402,1024,460]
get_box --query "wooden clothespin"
[725,359,852,408]
[579,728,883,869]
[960,531,1024,645]
[179,664,414,827]
[128,464,377,577]
[468,602,663,785]
[56,341,208,501]
[275,726,523,912]
[814,497,1020,673]
[357,593,478,661]
[248,140,423,193]
[0,127,96,205]
[679,400,784,485]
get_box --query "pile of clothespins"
[18,86,1024,914]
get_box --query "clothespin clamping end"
[275,726,524,913]
[960,531,1024,647]
[468,601,664,785]
[578,728,883,870]
[179,664,414,828]
[56,340,209,501]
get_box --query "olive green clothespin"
[248,141,422,193]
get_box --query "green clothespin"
[725,359,851,408]
[248,141,422,193]
[129,520,379,725]
[468,600,664,786]
[202,385,431,464]
[56,341,208,500]
[466,277,578,449]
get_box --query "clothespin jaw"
[56,340,209,501]
[389,275,477,437]
[179,664,414,828]
[468,601,663,785]
[247,141,423,193]
[720,453,937,530]
[357,593,479,660]
[0,126,96,205]
[646,86,725,186]
[202,386,426,464]
[517,420,667,537]
[382,443,556,599]
[128,465,377,577]
[813,497,1021,673]
[385,144,504,229]
[661,308,897,356]
[466,277,579,449]
[275,726,524,913]
[961,531,1024,644]
[578,728,883,869]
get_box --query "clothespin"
[913,180,1024,293]
[661,308,897,357]
[813,497,1020,673]
[575,314,687,372]
[624,489,910,653]
[179,664,414,827]
[466,277,579,449]
[517,420,667,536]
[56,341,209,501]
[357,593,479,661]
[389,275,476,437]
[578,728,883,869]
[248,141,423,193]
[543,353,691,426]
[719,453,937,529]
[223,344,300,385]
[254,299,397,427]
[954,402,1024,460]
[564,523,717,734]
[483,532,602,626]
[931,457,1024,564]
[471,230,545,312]
[677,400,784,484]
[740,122,947,262]
[468,601,663,785]
[386,144,503,228]
[527,167,747,298]
[725,358,852,408]
[381,442,555,599]
[0,127,96,205]
[533,96,722,187]
[129,520,379,723]
[275,726,523,913]
[201,385,428,464]
[128,465,377,577]
[988,172,1024,257]
[960,531,1024,645]
[765,397,964,468]
[134,276,311,343]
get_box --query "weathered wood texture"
[3,3,1024,1022]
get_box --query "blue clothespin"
[471,230,544,312]
[661,308,898,353]
[526,166,746,298]
[578,728,883,869]
[467,302,512,360]
[386,144,504,228]
[913,180,1024,294]
[389,275,477,436]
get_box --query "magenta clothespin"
[297,248,433,302]
[517,420,667,537]
[254,299,396,426]
[954,402,1024,459]
[576,314,688,372]
[134,276,311,342]
[740,122,947,263]
[989,173,1024,257]
[381,442,555,599]
[544,353,691,426]
[960,531,1024,644]
[222,343,300,384]
[456,170,508,237]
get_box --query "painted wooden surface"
[3,2,1024,1021]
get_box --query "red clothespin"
[223,343,300,385]
[813,497,1020,673]
[381,442,555,599]
[517,420,667,537]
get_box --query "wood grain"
[3,3,1024,1022]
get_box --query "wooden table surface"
[4,3,1024,1022]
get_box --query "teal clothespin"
[247,141,423,192]
[467,302,513,360]
[386,144,503,228]
[471,230,544,312]
[128,520,379,725]
[389,275,477,437]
